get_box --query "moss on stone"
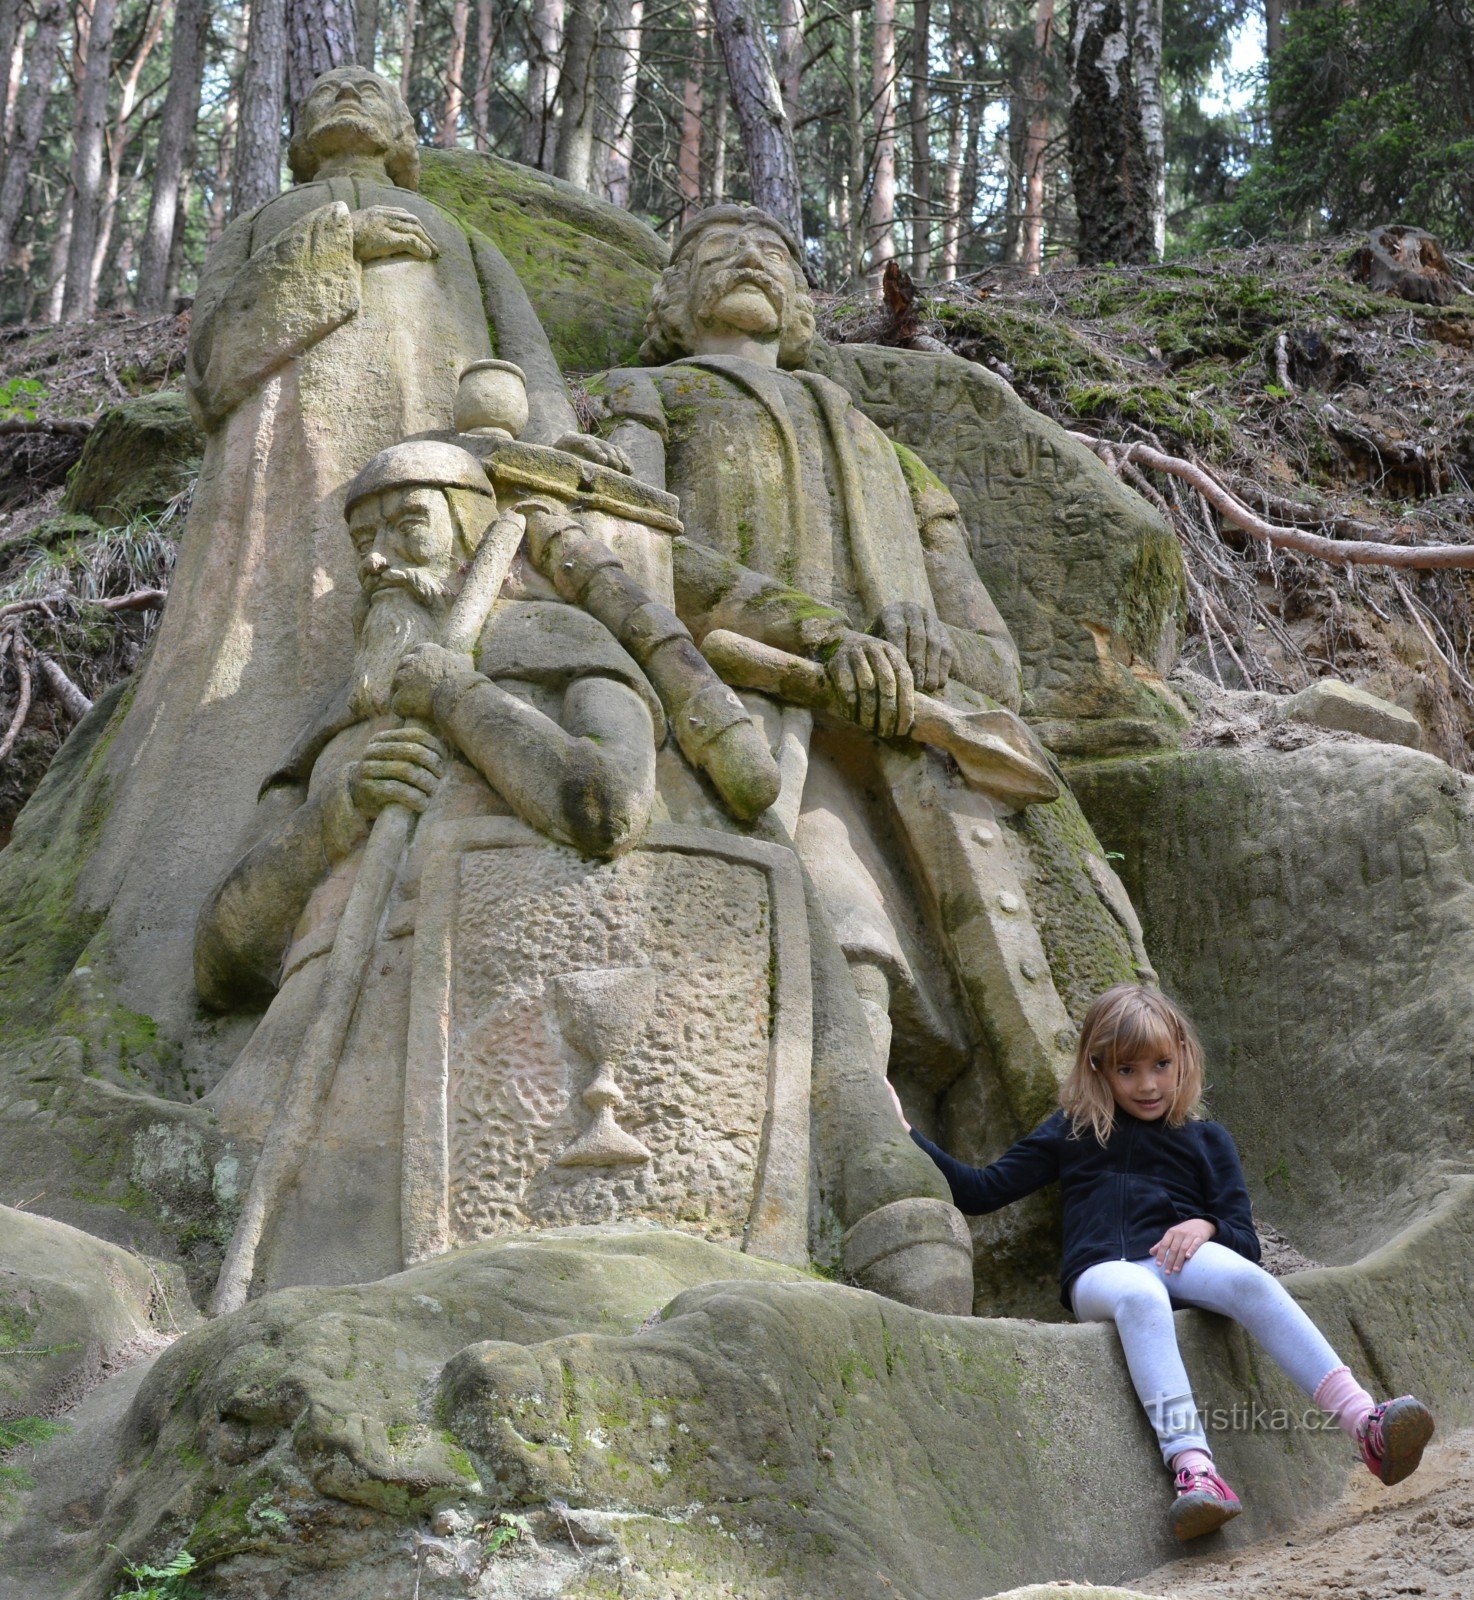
[419,149,665,374]
[61,393,201,527]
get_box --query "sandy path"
[1133,1428,1474,1599]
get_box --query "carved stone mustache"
[699,265,786,316]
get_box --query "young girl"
[891,983,1435,1541]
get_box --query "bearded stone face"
[347,486,459,717]
[685,221,801,344]
[288,68,420,188]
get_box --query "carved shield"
[401,819,811,1268]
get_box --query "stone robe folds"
[203,600,665,1293]
[600,357,1078,1127]
[79,179,579,1058]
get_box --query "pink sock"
[1172,1447,1214,1478]
[1314,1364,1375,1439]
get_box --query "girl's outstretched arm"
[1196,1122,1262,1262]
[900,1104,1065,1216]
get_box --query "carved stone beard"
[695,263,788,336]
[348,581,450,718]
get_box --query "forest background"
[1,0,1473,843]
[0,0,1471,322]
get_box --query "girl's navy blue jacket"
[911,1108,1261,1308]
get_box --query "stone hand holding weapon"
[698,628,1060,808]
[210,504,528,1316]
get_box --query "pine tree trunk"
[775,0,800,128]
[233,0,286,217]
[0,0,64,268]
[1020,0,1054,274]
[286,0,356,115]
[939,5,964,280]
[908,0,931,279]
[553,0,603,187]
[868,0,897,271]
[442,0,469,145]
[61,0,119,321]
[399,0,415,97]
[472,0,494,149]
[138,0,209,313]
[0,0,22,152]
[677,0,707,222]
[43,190,72,321]
[958,38,984,273]
[1067,0,1151,266]
[520,0,564,167]
[711,0,801,239]
[354,0,376,65]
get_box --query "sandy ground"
[1133,1427,1474,1599]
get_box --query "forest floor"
[3,238,1474,842]
[1133,1424,1474,1599]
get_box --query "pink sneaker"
[1169,1464,1243,1541]
[1357,1396,1434,1486]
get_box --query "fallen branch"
[0,586,167,621]
[0,637,33,763]
[0,417,93,439]
[1070,432,1474,570]
[33,652,92,720]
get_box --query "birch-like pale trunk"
[553,0,603,187]
[138,0,209,311]
[677,0,707,222]
[938,0,965,280]
[846,0,863,279]
[233,0,286,217]
[775,0,800,128]
[441,0,469,144]
[711,79,728,202]
[399,0,415,96]
[520,0,564,167]
[868,0,897,272]
[0,0,64,266]
[908,0,931,278]
[1132,0,1164,259]
[1067,0,1151,265]
[61,0,119,320]
[91,0,168,305]
[1020,0,1055,274]
[711,0,802,240]
[43,190,72,321]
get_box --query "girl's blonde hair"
[1060,984,1205,1144]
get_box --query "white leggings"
[1071,1242,1342,1466]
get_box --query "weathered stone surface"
[812,343,1190,757]
[1071,741,1473,1264]
[1283,678,1424,749]
[420,148,665,373]
[60,393,203,526]
[7,1204,1471,1600]
[0,1205,195,1423]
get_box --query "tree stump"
[1349,224,1462,307]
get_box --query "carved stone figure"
[197,440,664,1294]
[595,205,1082,1135]
[81,68,615,1055]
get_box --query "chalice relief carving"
[550,967,656,1168]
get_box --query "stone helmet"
[344,440,498,560]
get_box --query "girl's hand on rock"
[886,1079,911,1131]
[1150,1217,1216,1274]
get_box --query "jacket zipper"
[1118,1117,1136,1259]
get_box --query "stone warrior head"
[288,66,421,191]
[341,440,500,717]
[639,204,817,369]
